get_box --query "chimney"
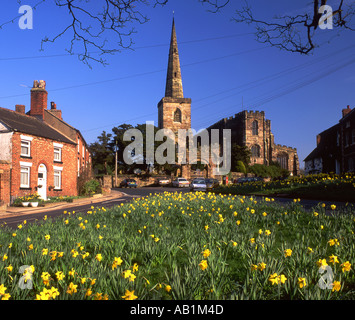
[342,105,351,118]
[30,80,47,120]
[15,104,26,114]
[49,101,62,120]
[316,134,321,146]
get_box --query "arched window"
[252,120,258,135]
[277,152,289,170]
[251,145,260,158]
[174,108,182,123]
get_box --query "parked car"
[172,177,190,188]
[205,178,220,190]
[155,178,170,186]
[234,177,263,184]
[190,178,207,191]
[119,179,138,188]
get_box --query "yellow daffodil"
[122,289,137,300]
[199,260,208,270]
[202,249,211,258]
[284,249,292,257]
[298,277,307,288]
[332,281,341,292]
[341,261,351,272]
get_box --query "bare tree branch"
[232,0,355,55]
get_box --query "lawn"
[216,173,355,202]
[0,191,354,300]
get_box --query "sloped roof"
[304,123,339,162]
[0,107,75,145]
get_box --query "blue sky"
[1,0,355,169]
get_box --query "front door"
[37,164,47,200]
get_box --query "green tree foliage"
[231,144,251,172]
[88,131,114,175]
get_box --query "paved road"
[1,186,353,229]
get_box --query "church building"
[157,19,299,177]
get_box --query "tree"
[232,0,354,54]
[89,131,114,175]
[231,144,251,171]
[5,0,231,66]
[111,123,134,173]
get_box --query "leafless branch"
[40,0,150,67]
[232,0,355,55]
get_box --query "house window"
[345,133,350,146]
[20,135,33,157]
[54,170,61,189]
[348,158,354,172]
[53,143,63,162]
[20,166,30,188]
[54,147,62,162]
[21,140,31,157]
[174,108,182,123]
[352,129,355,144]
[252,120,258,136]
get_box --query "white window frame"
[20,135,33,157]
[54,170,61,190]
[53,166,63,190]
[20,162,32,188]
[53,143,63,162]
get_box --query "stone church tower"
[157,18,191,134]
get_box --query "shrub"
[235,160,247,174]
[80,179,101,196]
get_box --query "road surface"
[0,186,353,229]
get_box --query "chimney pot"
[342,105,352,118]
[51,101,57,109]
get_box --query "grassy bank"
[216,173,355,202]
[0,191,354,300]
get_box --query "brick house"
[0,80,91,206]
[304,105,355,174]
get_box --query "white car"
[190,179,207,191]
[156,178,170,186]
[172,177,190,188]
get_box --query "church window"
[251,145,260,158]
[252,120,258,135]
[277,153,289,170]
[174,108,182,123]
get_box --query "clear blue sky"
[1,0,355,169]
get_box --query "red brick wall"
[0,162,11,205]
[77,133,92,176]
[11,132,78,201]
[30,88,47,119]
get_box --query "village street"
[1,186,353,229]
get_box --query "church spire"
[165,18,184,98]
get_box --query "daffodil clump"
[0,191,354,300]
[218,172,355,202]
